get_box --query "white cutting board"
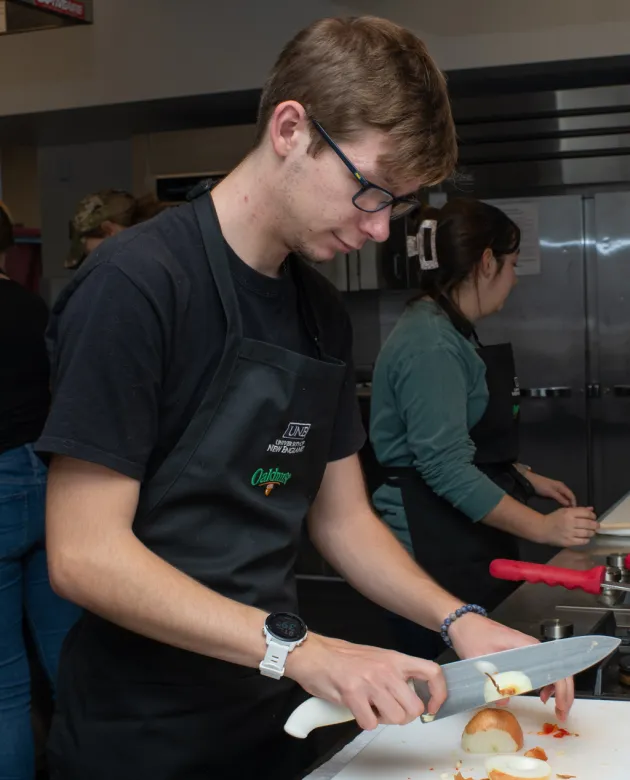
[330,698,629,779]
[597,489,630,535]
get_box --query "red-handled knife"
[490,558,630,596]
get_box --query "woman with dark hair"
[0,202,81,779]
[370,198,598,658]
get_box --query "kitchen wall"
[37,138,133,303]
[0,0,350,117]
[343,0,630,70]
[131,125,256,195]
[0,145,41,228]
[3,0,630,119]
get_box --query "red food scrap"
[538,722,577,738]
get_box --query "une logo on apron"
[251,467,293,496]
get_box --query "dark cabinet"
[377,217,409,289]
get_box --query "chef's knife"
[490,558,630,596]
[284,635,619,738]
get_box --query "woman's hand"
[526,472,577,507]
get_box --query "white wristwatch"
[259,612,308,680]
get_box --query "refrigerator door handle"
[520,386,572,399]
[612,384,630,397]
[587,383,602,398]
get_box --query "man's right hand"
[284,634,447,731]
[542,506,599,547]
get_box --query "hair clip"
[418,219,438,270]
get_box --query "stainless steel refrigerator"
[472,192,630,516]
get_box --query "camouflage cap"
[67,189,135,269]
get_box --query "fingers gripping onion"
[461,709,523,754]
[486,755,552,780]
[483,671,533,703]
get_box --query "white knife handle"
[284,681,419,739]
[284,697,355,738]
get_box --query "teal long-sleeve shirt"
[370,300,505,554]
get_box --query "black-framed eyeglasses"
[311,119,420,221]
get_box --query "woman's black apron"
[384,309,533,657]
[47,189,348,780]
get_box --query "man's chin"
[293,244,337,264]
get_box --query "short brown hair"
[255,16,457,188]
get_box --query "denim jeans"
[0,444,81,780]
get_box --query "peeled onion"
[483,671,533,703]
[475,661,499,674]
[461,708,523,754]
[475,660,499,676]
[486,755,552,780]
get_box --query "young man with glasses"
[38,15,573,780]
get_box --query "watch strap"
[259,638,290,679]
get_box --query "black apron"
[48,190,348,780]
[384,317,534,656]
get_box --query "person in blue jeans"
[0,203,81,780]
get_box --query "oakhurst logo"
[251,467,292,496]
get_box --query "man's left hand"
[448,612,574,722]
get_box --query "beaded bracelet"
[440,604,488,649]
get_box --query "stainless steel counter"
[489,533,630,639]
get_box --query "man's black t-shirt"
[0,278,50,454]
[36,201,365,480]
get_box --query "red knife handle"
[490,559,605,595]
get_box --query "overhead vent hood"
[0,0,93,34]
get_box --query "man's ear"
[267,100,309,160]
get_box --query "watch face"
[266,612,307,642]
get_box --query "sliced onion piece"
[483,671,533,703]
[475,660,499,676]
[461,708,523,754]
[486,755,552,779]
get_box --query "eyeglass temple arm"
[311,120,370,188]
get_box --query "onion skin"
[524,747,548,761]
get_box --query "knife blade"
[284,635,620,739]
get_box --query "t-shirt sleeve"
[36,263,166,480]
[392,345,505,521]
[328,311,366,462]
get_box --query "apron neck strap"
[470,329,483,348]
[287,257,325,358]
[191,181,325,358]
[436,294,479,344]
[192,190,243,338]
